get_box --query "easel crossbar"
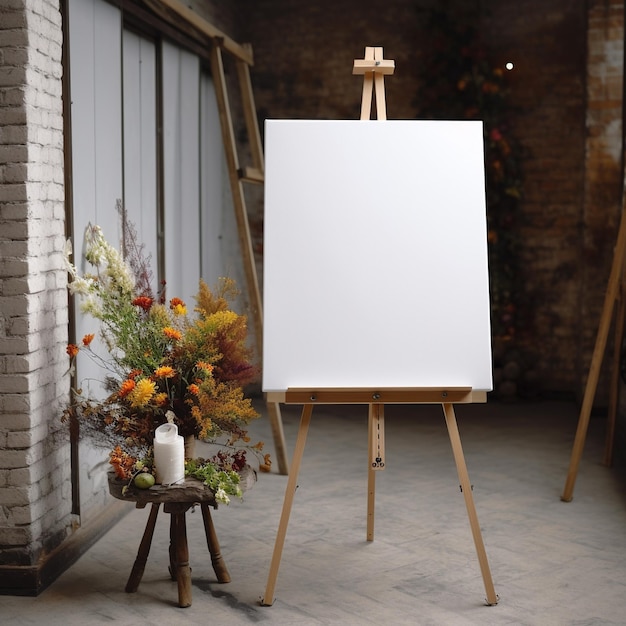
[277,387,484,405]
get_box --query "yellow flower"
[154,366,176,379]
[207,310,238,330]
[128,378,156,408]
[169,298,187,315]
[154,392,168,406]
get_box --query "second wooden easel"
[260,47,498,608]
[561,178,626,501]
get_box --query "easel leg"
[604,281,625,467]
[261,403,314,606]
[267,401,289,475]
[367,467,376,541]
[442,403,498,605]
[562,204,626,500]
[359,72,374,120]
[367,403,385,541]
[201,504,231,583]
[125,503,160,593]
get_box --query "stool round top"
[108,465,256,507]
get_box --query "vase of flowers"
[62,222,270,503]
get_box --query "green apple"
[134,472,155,489]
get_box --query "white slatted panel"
[122,30,158,294]
[199,72,223,286]
[68,0,122,396]
[68,0,123,516]
[162,42,201,305]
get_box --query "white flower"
[68,274,96,297]
[215,488,230,505]
[63,239,75,275]
[81,295,103,317]
[84,225,106,266]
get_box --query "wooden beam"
[150,0,254,65]
[209,43,264,356]
[236,53,265,172]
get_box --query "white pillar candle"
[153,423,185,485]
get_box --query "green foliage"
[185,457,243,504]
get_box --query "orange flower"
[196,361,213,372]
[66,344,79,358]
[82,333,95,346]
[109,445,136,480]
[118,379,136,398]
[188,384,200,395]
[259,453,272,473]
[163,327,182,341]
[154,366,176,379]
[132,296,153,311]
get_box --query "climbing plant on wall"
[416,7,524,343]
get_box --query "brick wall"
[477,1,590,395]
[585,0,626,456]
[584,0,624,401]
[242,0,622,401]
[0,0,73,567]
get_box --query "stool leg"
[125,503,160,593]
[201,504,231,583]
[171,511,193,608]
[168,513,177,581]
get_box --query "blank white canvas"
[263,120,493,393]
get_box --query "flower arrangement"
[63,222,270,503]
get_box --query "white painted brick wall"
[0,0,73,565]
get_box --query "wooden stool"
[108,471,254,608]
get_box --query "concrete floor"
[1,399,625,625]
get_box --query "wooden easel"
[561,188,626,501]
[260,48,498,607]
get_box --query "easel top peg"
[352,48,395,76]
[353,46,395,121]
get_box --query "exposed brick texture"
[0,0,73,566]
